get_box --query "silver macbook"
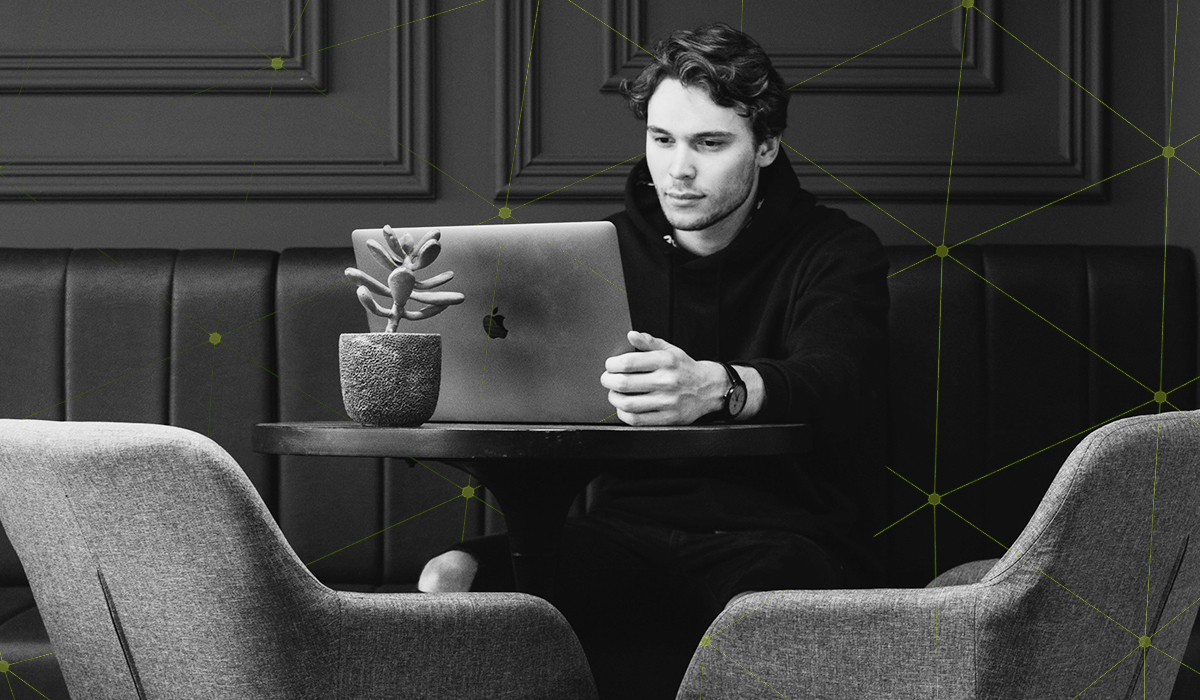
[350,221,634,423]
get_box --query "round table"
[253,421,810,603]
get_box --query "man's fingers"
[605,349,670,374]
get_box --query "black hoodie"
[591,151,890,583]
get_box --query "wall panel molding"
[497,0,1107,202]
[0,0,327,93]
[0,0,433,199]
[599,0,999,93]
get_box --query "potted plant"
[339,225,465,426]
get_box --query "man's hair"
[620,23,788,145]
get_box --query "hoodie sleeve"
[737,217,890,428]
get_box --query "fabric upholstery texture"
[0,419,598,699]
[676,410,1200,699]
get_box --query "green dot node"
[461,486,475,498]
[0,660,8,673]
[271,57,283,70]
[1163,146,1175,158]
[1154,390,1167,404]
[928,492,941,506]
[498,207,512,220]
[208,332,222,346]
[700,635,711,647]
[935,245,949,258]
[1139,635,1152,648]
[961,0,974,7]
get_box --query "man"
[419,23,889,698]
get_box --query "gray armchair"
[0,419,598,699]
[676,410,1200,699]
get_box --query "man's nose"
[668,147,695,181]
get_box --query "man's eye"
[654,136,672,144]
[701,141,723,149]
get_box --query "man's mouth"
[666,192,704,201]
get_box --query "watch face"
[729,384,747,416]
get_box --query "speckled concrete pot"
[339,333,441,427]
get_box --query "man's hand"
[600,330,726,425]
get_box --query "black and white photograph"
[2,1,1200,698]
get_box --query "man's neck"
[672,174,761,258]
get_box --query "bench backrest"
[1,245,1194,588]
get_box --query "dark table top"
[253,421,811,460]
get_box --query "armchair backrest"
[974,409,1200,698]
[0,419,334,699]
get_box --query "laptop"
[350,221,635,423]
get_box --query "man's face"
[645,78,773,233]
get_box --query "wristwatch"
[714,362,747,421]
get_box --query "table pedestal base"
[442,459,603,603]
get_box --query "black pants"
[441,509,851,700]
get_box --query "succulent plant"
[344,225,465,332]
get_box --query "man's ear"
[756,136,781,168]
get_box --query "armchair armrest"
[675,587,980,700]
[330,590,598,700]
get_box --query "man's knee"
[418,550,480,592]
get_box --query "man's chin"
[664,212,715,232]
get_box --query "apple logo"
[483,306,508,339]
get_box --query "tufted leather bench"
[2,245,1197,697]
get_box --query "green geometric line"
[886,464,932,496]
[4,652,58,667]
[0,170,41,203]
[221,278,350,338]
[460,481,471,543]
[946,256,1155,394]
[564,0,656,58]
[411,457,467,490]
[1172,154,1200,180]
[942,400,1154,498]
[951,154,1162,248]
[779,140,933,247]
[1167,0,1182,148]
[1176,131,1200,150]
[940,8,971,247]
[296,76,499,211]
[933,255,946,493]
[297,0,492,60]
[182,0,270,59]
[221,344,349,421]
[710,645,791,698]
[788,6,959,90]
[1154,589,1200,640]
[1151,640,1200,676]
[287,0,314,47]
[505,0,543,207]
[1143,421,1163,635]
[874,501,929,539]
[83,66,274,139]
[304,493,462,566]
[545,241,627,294]
[20,341,210,419]
[511,152,645,211]
[973,6,1162,149]
[887,253,937,280]
[7,669,52,699]
[1159,159,1171,393]
[940,502,1140,639]
[1070,643,1139,700]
